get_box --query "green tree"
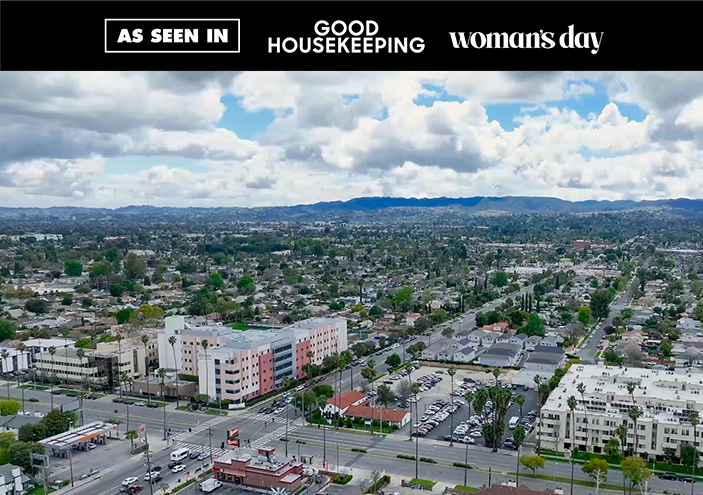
[64,260,83,277]
[209,273,224,288]
[442,327,455,339]
[0,320,16,341]
[61,294,74,305]
[125,429,138,451]
[590,290,613,319]
[604,438,621,462]
[493,271,508,287]
[394,286,413,311]
[130,304,163,326]
[236,276,255,293]
[116,308,133,324]
[520,454,544,474]
[681,443,700,471]
[414,317,431,333]
[124,253,147,281]
[621,456,651,495]
[24,299,48,314]
[9,441,45,474]
[212,253,228,266]
[661,340,672,358]
[578,307,592,326]
[518,313,545,337]
[582,459,609,495]
[369,305,384,317]
[385,353,401,368]
[109,284,124,297]
[0,400,20,416]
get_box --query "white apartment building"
[540,364,703,459]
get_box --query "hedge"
[455,486,479,492]
[453,462,473,469]
[294,487,307,495]
[420,457,437,463]
[170,479,196,493]
[351,448,368,453]
[397,454,416,460]
[333,474,353,485]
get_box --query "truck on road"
[199,479,223,492]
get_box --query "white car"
[470,431,482,437]
[144,472,160,481]
[135,402,146,407]
[295,385,304,392]
[171,464,186,473]
[122,478,139,486]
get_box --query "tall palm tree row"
[168,335,179,408]
[157,368,168,439]
[628,407,642,457]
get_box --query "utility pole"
[336,444,339,474]
[144,429,154,495]
[463,438,469,488]
[323,422,326,466]
[163,398,167,441]
[68,422,75,487]
[208,426,213,462]
[42,464,47,495]
[285,401,289,457]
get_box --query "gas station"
[39,421,116,457]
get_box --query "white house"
[322,390,368,416]
[0,464,31,495]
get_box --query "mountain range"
[2,196,703,222]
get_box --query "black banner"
[0,1,697,70]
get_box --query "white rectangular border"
[105,18,240,53]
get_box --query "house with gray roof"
[0,464,31,495]
[525,335,543,351]
[476,343,522,367]
[523,346,566,373]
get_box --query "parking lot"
[384,364,541,448]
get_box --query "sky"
[4,71,703,208]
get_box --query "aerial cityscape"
[2,71,703,495]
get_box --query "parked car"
[51,390,62,395]
[113,398,124,403]
[86,443,96,450]
[66,392,77,397]
[146,402,159,408]
[679,476,696,483]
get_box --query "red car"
[126,486,143,494]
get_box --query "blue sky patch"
[218,95,278,140]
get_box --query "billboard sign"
[61,399,81,414]
[226,427,239,447]
[31,453,49,468]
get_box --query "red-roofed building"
[322,390,368,416]
[480,322,512,333]
[343,405,411,428]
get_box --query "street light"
[285,400,289,457]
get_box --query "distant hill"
[2,196,703,222]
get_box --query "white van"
[508,416,520,430]
[171,447,190,461]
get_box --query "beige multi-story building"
[539,364,703,459]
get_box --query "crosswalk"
[169,416,230,443]
[169,422,300,459]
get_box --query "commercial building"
[212,447,305,491]
[158,316,347,404]
[33,348,119,389]
[539,364,703,459]
[0,345,30,374]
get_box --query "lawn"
[26,486,56,495]
[19,384,50,391]
[512,472,621,491]
[410,479,436,487]
[455,486,478,492]
[205,408,228,416]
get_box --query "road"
[578,280,635,364]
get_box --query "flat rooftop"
[39,421,113,450]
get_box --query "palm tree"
[168,335,179,408]
[447,366,457,446]
[59,328,71,385]
[628,407,642,458]
[15,342,26,412]
[492,367,500,387]
[200,339,210,404]
[626,381,637,405]
[615,423,628,495]
[690,411,699,495]
[157,368,167,440]
[122,373,133,431]
[48,346,56,409]
[577,382,588,453]
[567,395,578,495]
[492,387,512,452]
[516,393,526,421]
[330,352,341,416]
[361,362,376,434]
[125,429,138,452]
[76,348,86,390]
[141,335,151,404]
[0,349,10,399]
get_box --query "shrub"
[453,462,472,469]
[332,474,353,485]
[346,418,353,428]
[296,440,306,444]
[279,437,289,442]
[295,487,306,495]
[351,448,367,453]
[28,398,39,403]
[397,454,416,460]
[420,457,437,463]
